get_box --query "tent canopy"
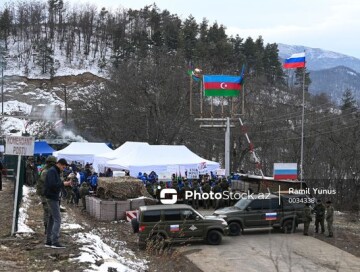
[93,141,149,173]
[34,141,55,156]
[105,144,220,177]
[53,142,112,164]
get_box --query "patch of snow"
[1,117,26,135]
[3,100,32,115]
[347,70,357,76]
[62,223,84,230]
[17,186,36,233]
[72,232,147,272]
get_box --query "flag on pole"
[273,163,298,180]
[187,63,201,82]
[203,75,242,97]
[283,52,306,69]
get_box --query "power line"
[252,123,359,143]
[253,109,359,134]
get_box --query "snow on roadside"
[72,231,148,272]
[17,185,36,234]
[16,185,147,271]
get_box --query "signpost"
[5,136,35,235]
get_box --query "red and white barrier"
[126,210,138,222]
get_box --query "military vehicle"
[132,204,229,249]
[213,193,313,236]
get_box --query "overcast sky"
[30,0,360,58]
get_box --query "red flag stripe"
[204,82,241,90]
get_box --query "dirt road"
[182,229,360,272]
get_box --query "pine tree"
[0,8,12,50]
[341,89,358,112]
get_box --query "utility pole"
[63,85,67,124]
[225,117,231,176]
[1,65,3,115]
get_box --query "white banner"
[197,162,208,175]
[216,169,226,176]
[5,136,35,156]
[187,168,199,179]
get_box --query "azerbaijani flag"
[283,52,306,69]
[203,75,242,97]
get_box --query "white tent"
[105,144,220,177]
[93,141,150,173]
[53,142,112,164]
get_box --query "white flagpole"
[300,54,306,189]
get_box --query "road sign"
[5,136,35,156]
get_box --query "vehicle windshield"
[193,209,205,219]
[234,198,252,210]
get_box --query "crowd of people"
[303,199,334,238]
[137,171,239,209]
[19,155,337,246]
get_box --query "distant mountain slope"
[278,44,360,73]
[309,66,360,103]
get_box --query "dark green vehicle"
[213,193,312,236]
[132,204,229,249]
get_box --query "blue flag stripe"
[203,75,241,83]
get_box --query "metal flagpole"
[225,117,230,176]
[300,66,306,189]
[200,79,203,117]
[189,73,193,115]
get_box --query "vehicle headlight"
[216,214,227,219]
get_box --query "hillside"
[309,66,360,103]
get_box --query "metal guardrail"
[3,168,15,178]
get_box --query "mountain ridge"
[278,43,360,73]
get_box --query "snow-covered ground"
[17,185,148,272]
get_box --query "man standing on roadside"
[44,158,72,248]
[36,155,57,234]
[325,200,334,238]
[313,199,325,234]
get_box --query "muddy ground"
[0,178,359,272]
[0,179,201,272]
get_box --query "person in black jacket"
[44,158,72,248]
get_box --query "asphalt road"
[181,228,360,272]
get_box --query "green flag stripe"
[204,89,240,97]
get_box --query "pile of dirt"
[97,176,153,200]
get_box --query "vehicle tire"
[131,218,139,233]
[207,230,223,245]
[228,222,241,236]
[148,233,166,249]
[282,220,296,233]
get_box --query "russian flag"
[283,52,306,69]
[274,163,298,180]
[170,225,180,232]
[265,213,277,221]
